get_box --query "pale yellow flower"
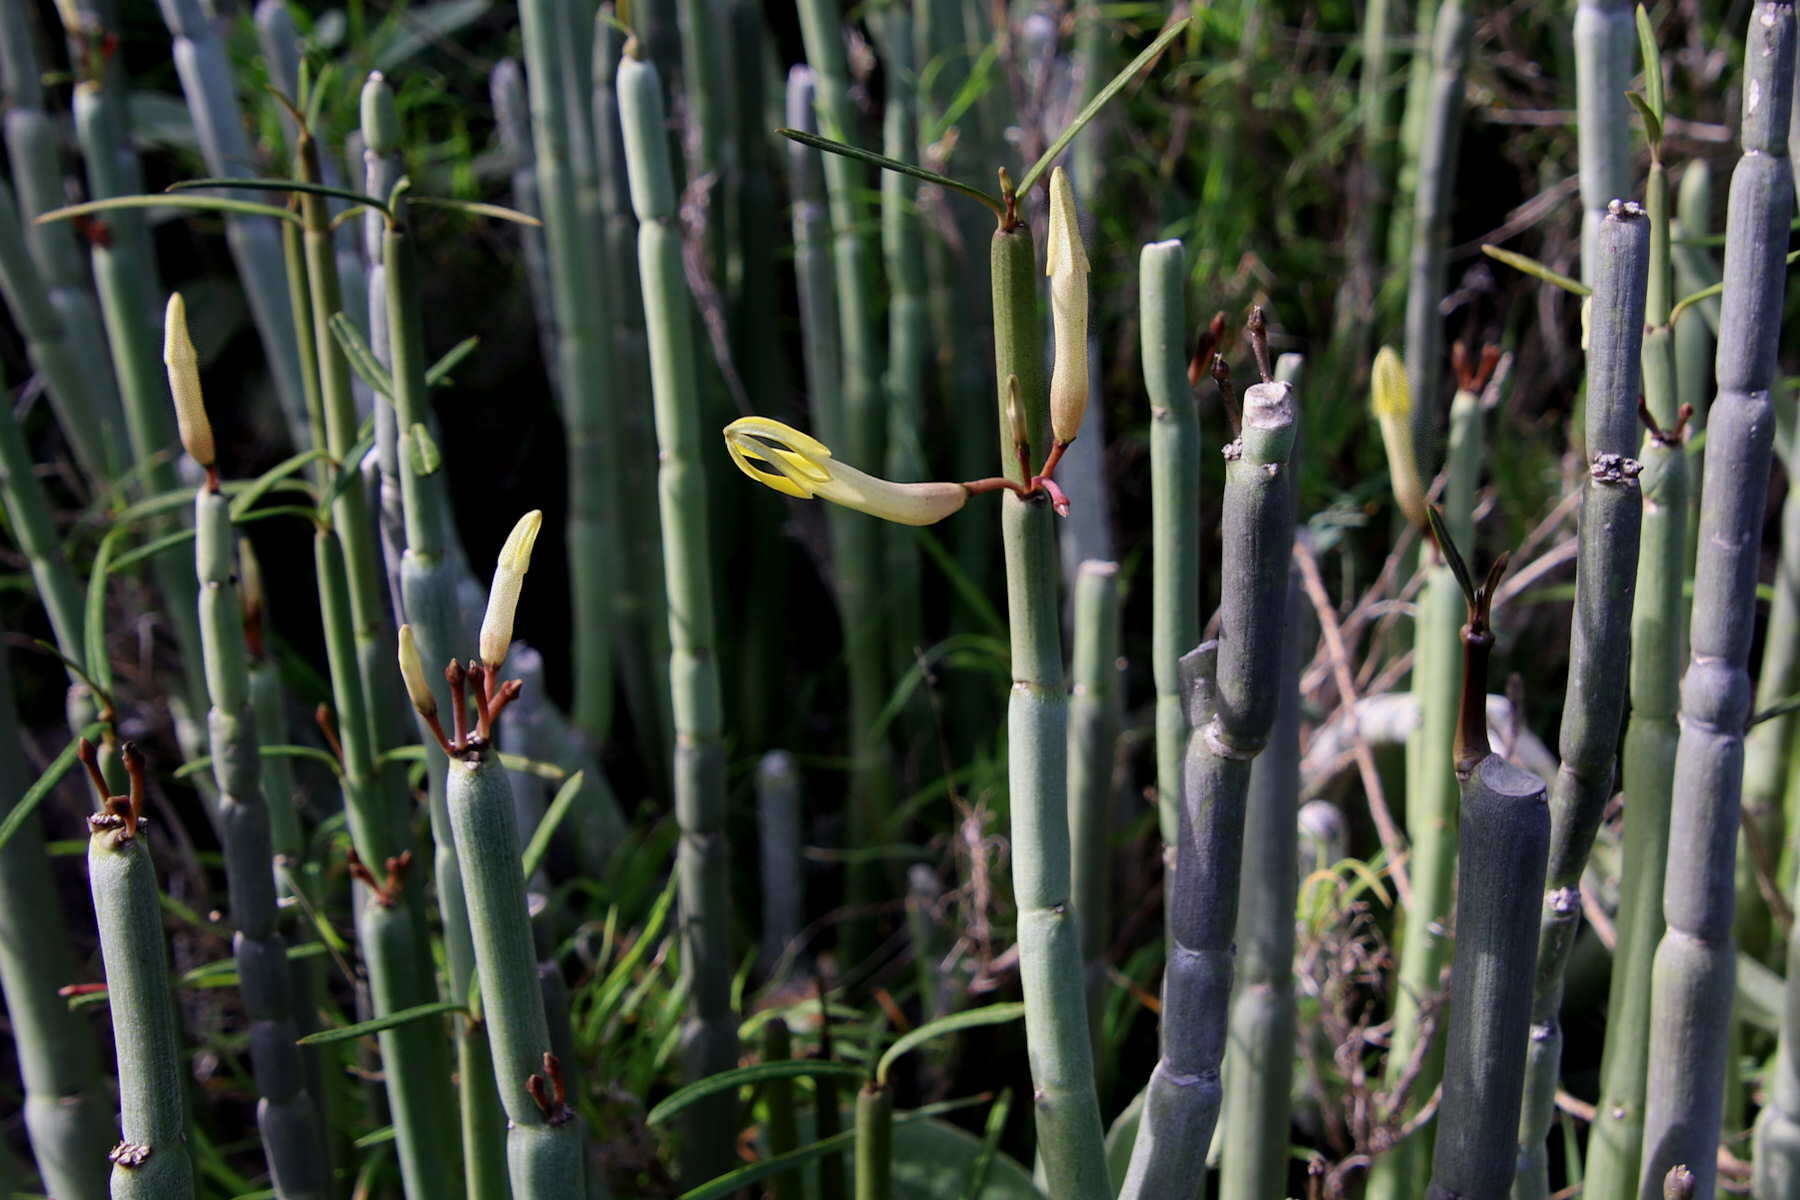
[1045,166,1089,446]
[1370,346,1426,529]
[163,293,213,469]
[396,624,437,718]
[723,417,968,526]
[479,510,543,667]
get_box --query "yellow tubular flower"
[1370,346,1427,529]
[479,510,543,668]
[163,293,214,468]
[723,417,969,526]
[396,624,437,718]
[1046,166,1090,445]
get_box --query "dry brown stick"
[1295,539,1414,909]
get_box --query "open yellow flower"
[723,417,969,526]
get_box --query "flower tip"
[1045,166,1088,279]
[480,511,542,667]
[1370,346,1410,421]
[498,510,543,573]
[163,292,214,468]
[397,624,436,718]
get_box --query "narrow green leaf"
[877,1003,1025,1085]
[1750,691,1800,729]
[173,744,345,781]
[85,527,123,694]
[1016,16,1191,195]
[317,416,380,515]
[521,770,584,881]
[1627,91,1661,153]
[109,528,197,576]
[228,449,327,520]
[37,194,299,225]
[777,128,1005,216]
[922,40,1002,146]
[296,1000,465,1045]
[407,424,443,477]
[958,1089,1013,1200]
[168,176,390,216]
[407,196,542,226]
[0,724,105,856]
[328,312,396,399]
[647,1061,865,1126]
[425,335,479,387]
[1425,506,1477,613]
[1670,281,1725,328]
[1635,6,1664,125]
[1480,245,1592,296]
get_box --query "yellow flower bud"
[479,510,543,667]
[1045,166,1089,445]
[163,293,213,468]
[723,417,969,526]
[396,624,436,718]
[1370,346,1426,528]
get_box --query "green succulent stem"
[1068,560,1122,1057]
[86,750,197,1200]
[990,216,1108,1200]
[448,742,586,1197]
[518,0,618,747]
[1651,7,1795,1195]
[1121,375,1298,1200]
[1585,129,1687,1200]
[1515,201,1649,1200]
[1141,240,1200,862]
[618,49,738,1186]
[1219,568,1303,1200]
[854,1083,893,1200]
[0,653,107,1200]
[193,483,330,1198]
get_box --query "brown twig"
[1293,539,1413,909]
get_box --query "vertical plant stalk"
[1573,1,1635,280]
[990,202,1108,1200]
[151,0,304,426]
[1425,534,1549,1200]
[1068,559,1121,1058]
[1741,60,1800,953]
[361,71,410,621]
[170,298,331,1199]
[0,186,116,484]
[1341,0,1400,343]
[876,0,929,702]
[1584,97,1689,1200]
[295,125,410,801]
[0,368,86,659]
[795,3,888,951]
[1219,568,1303,1200]
[0,655,107,1200]
[492,57,561,390]
[518,0,618,746]
[373,97,512,1192]
[1401,0,1474,468]
[448,726,585,1195]
[62,3,213,743]
[314,524,458,1200]
[618,48,738,1185]
[594,10,674,779]
[1671,161,1715,572]
[1369,351,1485,1200]
[1752,33,1800,1200]
[763,1019,801,1198]
[1120,370,1298,1200]
[758,750,805,973]
[855,1082,894,1200]
[1644,8,1795,1195]
[83,743,198,1199]
[1141,240,1199,863]
[1515,201,1649,1200]
[0,0,123,477]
